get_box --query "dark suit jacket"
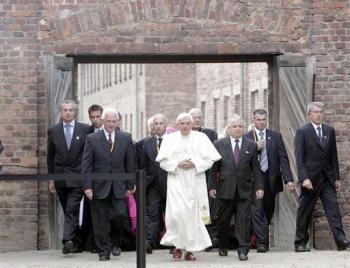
[134,137,148,170]
[199,127,218,143]
[47,121,91,188]
[209,137,263,200]
[81,129,135,199]
[244,129,293,194]
[140,136,167,194]
[294,123,339,188]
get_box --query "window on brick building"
[223,96,230,124]
[234,94,240,115]
[124,114,128,130]
[119,63,122,82]
[140,112,144,137]
[130,113,133,133]
[213,98,219,131]
[263,89,268,108]
[97,64,100,90]
[93,65,96,92]
[102,64,106,88]
[108,64,112,86]
[89,64,93,94]
[114,64,117,84]
[201,101,206,125]
[251,90,258,113]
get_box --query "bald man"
[140,114,169,254]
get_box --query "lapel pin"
[246,151,250,153]
[268,137,271,140]
[76,136,80,140]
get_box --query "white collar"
[255,128,266,139]
[63,119,75,128]
[103,128,115,142]
[311,122,322,131]
[230,136,242,143]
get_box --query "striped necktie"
[259,131,268,172]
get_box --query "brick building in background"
[78,62,267,138]
[0,0,349,251]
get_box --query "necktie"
[234,139,240,164]
[158,137,162,148]
[64,124,72,149]
[107,133,113,151]
[259,131,268,172]
[317,126,323,146]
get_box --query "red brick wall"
[145,64,196,125]
[0,0,40,251]
[0,0,348,250]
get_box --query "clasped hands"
[178,159,195,169]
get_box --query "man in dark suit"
[135,116,155,170]
[209,116,264,261]
[82,108,135,261]
[79,104,104,253]
[189,108,219,249]
[294,102,349,252]
[189,108,218,142]
[47,100,91,254]
[88,104,104,133]
[245,109,294,252]
[140,114,168,254]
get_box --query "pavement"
[0,248,349,268]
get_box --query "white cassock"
[156,130,221,251]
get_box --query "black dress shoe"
[337,240,350,251]
[219,249,228,256]
[205,246,213,252]
[62,240,74,254]
[111,246,121,256]
[295,245,311,252]
[72,246,83,253]
[145,243,153,254]
[257,246,267,253]
[238,252,248,261]
[99,255,110,261]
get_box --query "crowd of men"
[46,100,349,261]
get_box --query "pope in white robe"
[156,113,221,256]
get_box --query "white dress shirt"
[230,136,242,150]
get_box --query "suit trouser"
[56,186,83,244]
[206,172,218,245]
[78,197,96,250]
[90,192,129,257]
[146,182,166,247]
[217,195,251,254]
[295,172,347,247]
[251,172,276,247]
